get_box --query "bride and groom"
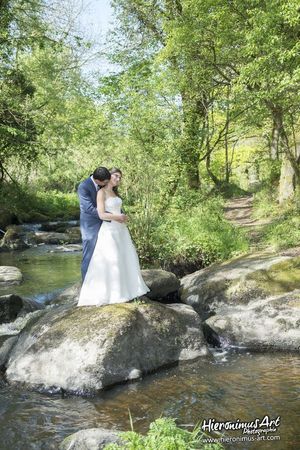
[77,166,149,306]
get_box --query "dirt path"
[224,196,272,246]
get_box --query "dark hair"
[110,167,122,196]
[93,167,111,181]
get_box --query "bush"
[129,194,249,275]
[252,185,280,219]
[104,417,224,450]
[253,186,300,250]
[263,211,300,250]
[0,182,79,227]
[33,190,79,220]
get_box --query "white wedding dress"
[77,196,150,306]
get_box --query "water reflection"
[0,352,299,449]
[0,246,81,301]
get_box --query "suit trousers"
[81,233,99,281]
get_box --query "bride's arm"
[97,190,127,223]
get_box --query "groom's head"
[93,167,111,186]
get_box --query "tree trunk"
[225,134,230,182]
[180,130,201,189]
[278,156,295,204]
[224,86,231,182]
[180,91,207,189]
[266,102,300,202]
[270,119,280,160]
[187,162,201,189]
[0,160,4,183]
[206,140,221,186]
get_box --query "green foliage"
[0,182,78,228]
[0,0,93,184]
[253,186,300,250]
[158,199,248,267]
[32,190,79,220]
[253,186,280,220]
[0,0,47,175]
[104,417,224,450]
[110,0,300,192]
[264,212,300,250]
[129,192,248,273]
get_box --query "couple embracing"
[77,166,149,306]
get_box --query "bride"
[77,168,150,306]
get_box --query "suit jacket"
[77,177,102,241]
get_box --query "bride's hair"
[110,167,122,197]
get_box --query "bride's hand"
[115,214,128,223]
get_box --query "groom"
[78,167,111,280]
[78,167,128,280]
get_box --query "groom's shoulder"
[78,176,92,193]
[79,176,92,188]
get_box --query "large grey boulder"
[59,428,124,450]
[180,250,300,317]
[0,266,23,287]
[6,300,209,394]
[141,269,180,300]
[206,290,300,351]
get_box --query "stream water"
[0,246,299,449]
[0,246,81,302]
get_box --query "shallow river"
[0,246,81,302]
[0,247,299,449]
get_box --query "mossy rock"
[0,226,29,250]
[6,301,209,394]
[206,290,300,351]
[0,266,23,286]
[59,428,124,450]
[248,257,300,296]
[180,249,300,316]
[31,231,75,245]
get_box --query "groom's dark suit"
[78,176,103,281]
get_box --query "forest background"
[1,0,300,274]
